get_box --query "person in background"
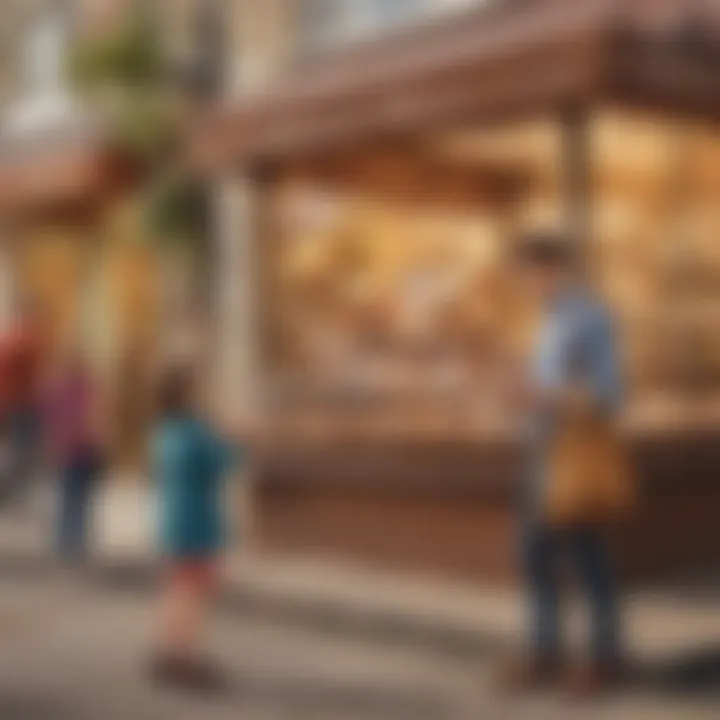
[0,298,44,503]
[150,366,242,689]
[43,348,105,566]
[503,231,623,697]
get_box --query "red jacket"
[0,324,42,413]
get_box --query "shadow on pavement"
[634,647,720,697]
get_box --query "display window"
[593,111,720,428]
[264,110,720,439]
[268,119,563,438]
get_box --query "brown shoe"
[497,656,562,693]
[149,653,183,685]
[565,661,621,699]
[150,653,227,693]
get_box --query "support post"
[561,106,592,254]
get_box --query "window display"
[268,112,720,438]
[593,111,720,427]
[269,120,562,438]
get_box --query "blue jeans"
[57,456,99,562]
[522,522,620,664]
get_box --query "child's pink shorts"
[169,559,219,592]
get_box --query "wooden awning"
[194,0,614,167]
[193,0,720,171]
[0,137,136,222]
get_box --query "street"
[0,561,481,720]
[1,555,719,720]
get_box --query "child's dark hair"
[156,366,194,419]
[516,230,575,269]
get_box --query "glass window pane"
[267,117,563,439]
[592,110,720,427]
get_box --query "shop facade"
[0,125,167,464]
[0,0,206,466]
[201,0,720,582]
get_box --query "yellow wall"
[19,204,162,465]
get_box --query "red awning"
[0,137,136,221]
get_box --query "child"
[150,366,239,689]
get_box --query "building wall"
[208,0,512,425]
[0,0,47,109]
[221,0,494,97]
[292,0,493,54]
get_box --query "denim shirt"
[531,288,622,426]
[525,288,622,511]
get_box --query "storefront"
[200,0,720,581]
[0,135,163,465]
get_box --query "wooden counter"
[253,427,720,584]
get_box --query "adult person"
[43,347,106,565]
[0,298,44,503]
[503,231,624,697]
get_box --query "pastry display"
[268,113,720,438]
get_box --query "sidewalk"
[4,482,720,665]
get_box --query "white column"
[214,175,264,426]
[214,175,265,548]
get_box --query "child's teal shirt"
[152,416,238,558]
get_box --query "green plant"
[143,174,210,249]
[68,7,165,92]
[69,5,208,246]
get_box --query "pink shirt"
[43,368,98,462]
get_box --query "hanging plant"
[68,7,166,93]
[109,92,181,164]
[69,3,214,364]
[143,173,210,250]
[69,6,204,238]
